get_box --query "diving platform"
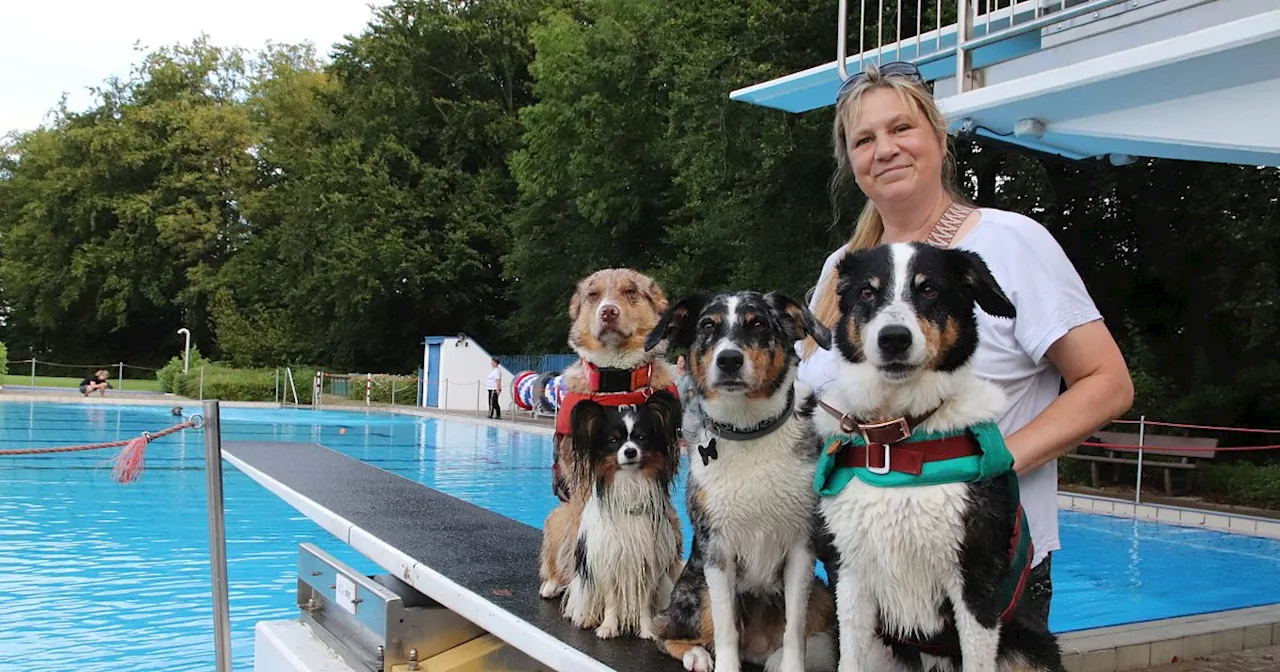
[730,0,1280,166]
[222,441,684,672]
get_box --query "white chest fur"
[820,471,970,636]
[691,423,817,593]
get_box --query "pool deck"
[8,390,1280,670]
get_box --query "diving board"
[222,441,684,672]
[732,0,1280,166]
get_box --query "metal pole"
[275,368,280,404]
[30,358,36,387]
[178,328,191,374]
[836,0,849,80]
[199,367,205,401]
[118,362,125,390]
[203,399,233,672]
[475,381,481,417]
[1135,415,1146,504]
[956,0,974,93]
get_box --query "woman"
[797,61,1134,626]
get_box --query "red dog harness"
[550,361,679,501]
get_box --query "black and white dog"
[560,390,685,640]
[644,291,839,672]
[812,242,1064,672]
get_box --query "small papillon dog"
[557,389,685,640]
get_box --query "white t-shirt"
[796,207,1103,567]
[485,368,502,391]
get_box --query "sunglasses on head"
[835,61,926,102]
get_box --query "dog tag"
[697,438,718,466]
[825,438,844,456]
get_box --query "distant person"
[79,370,111,397]
[485,358,502,419]
[674,354,696,403]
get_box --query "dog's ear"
[637,272,669,315]
[950,249,1016,319]
[568,399,606,490]
[644,389,683,448]
[765,292,832,350]
[568,276,589,322]
[644,293,708,352]
[833,250,864,302]
[645,389,683,476]
[569,399,606,456]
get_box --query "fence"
[2,358,163,393]
[490,353,577,375]
[311,371,422,409]
[1075,416,1280,504]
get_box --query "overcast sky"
[1,0,388,138]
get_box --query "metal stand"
[204,399,233,672]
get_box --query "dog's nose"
[600,304,619,323]
[716,350,744,373]
[878,325,912,357]
[623,447,638,459]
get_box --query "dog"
[540,268,682,602]
[643,290,840,672]
[810,242,1065,672]
[558,390,685,639]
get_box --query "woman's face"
[844,87,946,206]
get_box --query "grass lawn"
[0,374,163,392]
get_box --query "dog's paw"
[638,624,657,641]
[538,580,564,599]
[682,647,713,672]
[594,621,620,639]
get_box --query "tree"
[0,37,256,364]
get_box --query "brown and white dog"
[538,268,684,621]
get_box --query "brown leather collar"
[817,400,941,447]
[835,434,981,475]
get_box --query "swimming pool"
[2,401,1279,671]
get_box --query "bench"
[1065,430,1219,496]
[222,440,685,672]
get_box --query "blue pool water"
[3,401,1280,671]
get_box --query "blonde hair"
[801,62,969,358]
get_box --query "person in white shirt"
[485,358,503,419]
[797,60,1134,628]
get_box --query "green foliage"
[167,361,317,403]
[156,345,209,393]
[0,341,7,377]
[1201,462,1280,510]
[0,38,256,365]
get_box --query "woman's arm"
[1005,320,1135,474]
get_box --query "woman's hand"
[1005,320,1134,474]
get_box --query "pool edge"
[1059,492,1280,541]
[1059,603,1280,671]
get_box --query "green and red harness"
[812,407,1034,652]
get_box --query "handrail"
[837,0,850,80]
[283,367,301,407]
[202,400,232,671]
[836,0,1126,95]
[958,0,1132,54]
